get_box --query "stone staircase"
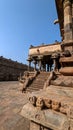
[26,72,50,92]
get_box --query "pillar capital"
[63,0,72,9]
[38,55,43,60]
[62,0,72,3]
[27,56,32,62]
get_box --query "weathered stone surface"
[60,56,73,63]
[21,103,70,130]
[59,67,73,76]
[30,121,40,130]
[28,85,73,119]
[0,81,29,130]
[70,119,73,130]
[29,43,61,56]
[51,75,73,87]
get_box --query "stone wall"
[0,56,33,81]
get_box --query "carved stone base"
[21,103,70,130]
[20,85,73,130]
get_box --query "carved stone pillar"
[49,64,52,72]
[42,63,46,71]
[53,58,56,71]
[33,60,37,71]
[27,57,31,71]
[64,0,72,41]
[47,64,49,72]
[38,56,43,71]
[28,61,31,71]
[39,60,42,71]
[51,54,57,71]
[62,0,73,51]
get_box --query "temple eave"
[55,0,64,37]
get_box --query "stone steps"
[26,72,50,92]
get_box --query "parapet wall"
[0,56,33,81]
[29,43,61,56]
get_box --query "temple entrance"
[42,55,53,72]
[28,54,61,72]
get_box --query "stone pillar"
[47,64,49,72]
[53,58,56,71]
[33,60,37,71]
[28,61,31,71]
[63,0,73,42]
[27,56,32,71]
[39,60,42,71]
[42,64,46,71]
[38,56,43,71]
[62,0,73,52]
[49,64,52,72]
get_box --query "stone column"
[47,64,49,72]
[38,56,43,71]
[33,60,37,71]
[49,64,52,72]
[42,64,46,71]
[28,61,31,71]
[39,60,42,71]
[53,58,56,71]
[62,0,73,52]
[63,0,73,42]
[27,56,32,71]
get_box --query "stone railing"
[19,71,39,92]
[43,71,57,89]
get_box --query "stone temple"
[20,0,73,130]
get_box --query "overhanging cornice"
[55,0,64,38]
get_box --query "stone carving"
[36,97,44,110]
[29,95,73,119]
[52,100,61,111]
[60,103,69,115]
[19,71,39,92]
[62,50,71,57]
[44,98,52,109]
[29,96,37,106]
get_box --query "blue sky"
[0,0,61,64]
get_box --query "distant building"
[27,42,61,71]
[0,56,33,81]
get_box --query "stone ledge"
[21,103,70,130]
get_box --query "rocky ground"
[0,81,29,130]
